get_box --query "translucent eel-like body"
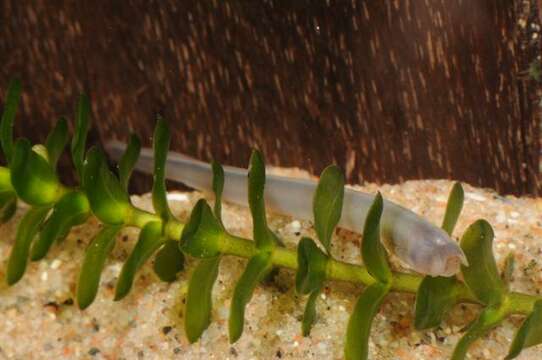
[106,141,467,277]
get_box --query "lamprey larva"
[106,141,468,277]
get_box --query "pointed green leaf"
[313,165,344,253]
[0,192,17,224]
[506,300,542,359]
[248,150,275,250]
[152,118,172,221]
[460,220,505,305]
[76,225,121,309]
[115,221,165,300]
[414,276,460,329]
[180,199,225,258]
[302,289,321,336]
[11,139,62,206]
[345,282,390,360]
[153,239,184,282]
[185,256,221,343]
[211,160,224,222]
[83,147,130,225]
[118,134,141,191]
[362,192,391,283]
[296,237,328,294]
[1,79,22,163]
[71,94,91,178]
[30,191,90,260]
[229,251,273,343]
[441,182,464,235]
[451,304,508,360]
[6,206,50,285]
[45,117,69,168]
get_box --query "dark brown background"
[1,1,541,195]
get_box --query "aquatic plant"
[0,79,541,359]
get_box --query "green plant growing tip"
[1,80,541,359]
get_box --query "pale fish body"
[106,141,467,277]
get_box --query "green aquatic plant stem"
[0,164,538,315]
[218,232,537,315]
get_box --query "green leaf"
[229,251,273,343]
[76,225,121,309]
[115,221,165,300]
[83,147,131,225]
[295,237,328,294]
[451,304,508,360]
[313,165,344,253]
[118,134,141,191]
[185,256,221,343]
[180,199,225,258]
[345,282,390,360]
[1,79,22,163]
[506,300,542,359]
[30,191,90,260]
[414,276,459,330]
[460,220,506,305]
[45,117,69,168]
[361,192,391,283]
[71,94,91,178]
[302,289,321,336]
[0,192,17,224]
[153,239,184,282]
[441,182,464,235]
[211,160,224,222]
[152,118,172,221]
[248,150,275,250]
[6,206,50,285]
[11,138,62,206]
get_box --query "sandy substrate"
[0,177,541,359]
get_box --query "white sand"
[0,178,541,359]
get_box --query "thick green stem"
[215,225,539,315]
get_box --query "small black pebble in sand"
[62,298,74,306]
[88,347,100,356]
[92,318,100,332]
[276,349,283,358]
[162,326,173,335]
[230,347,238,357]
